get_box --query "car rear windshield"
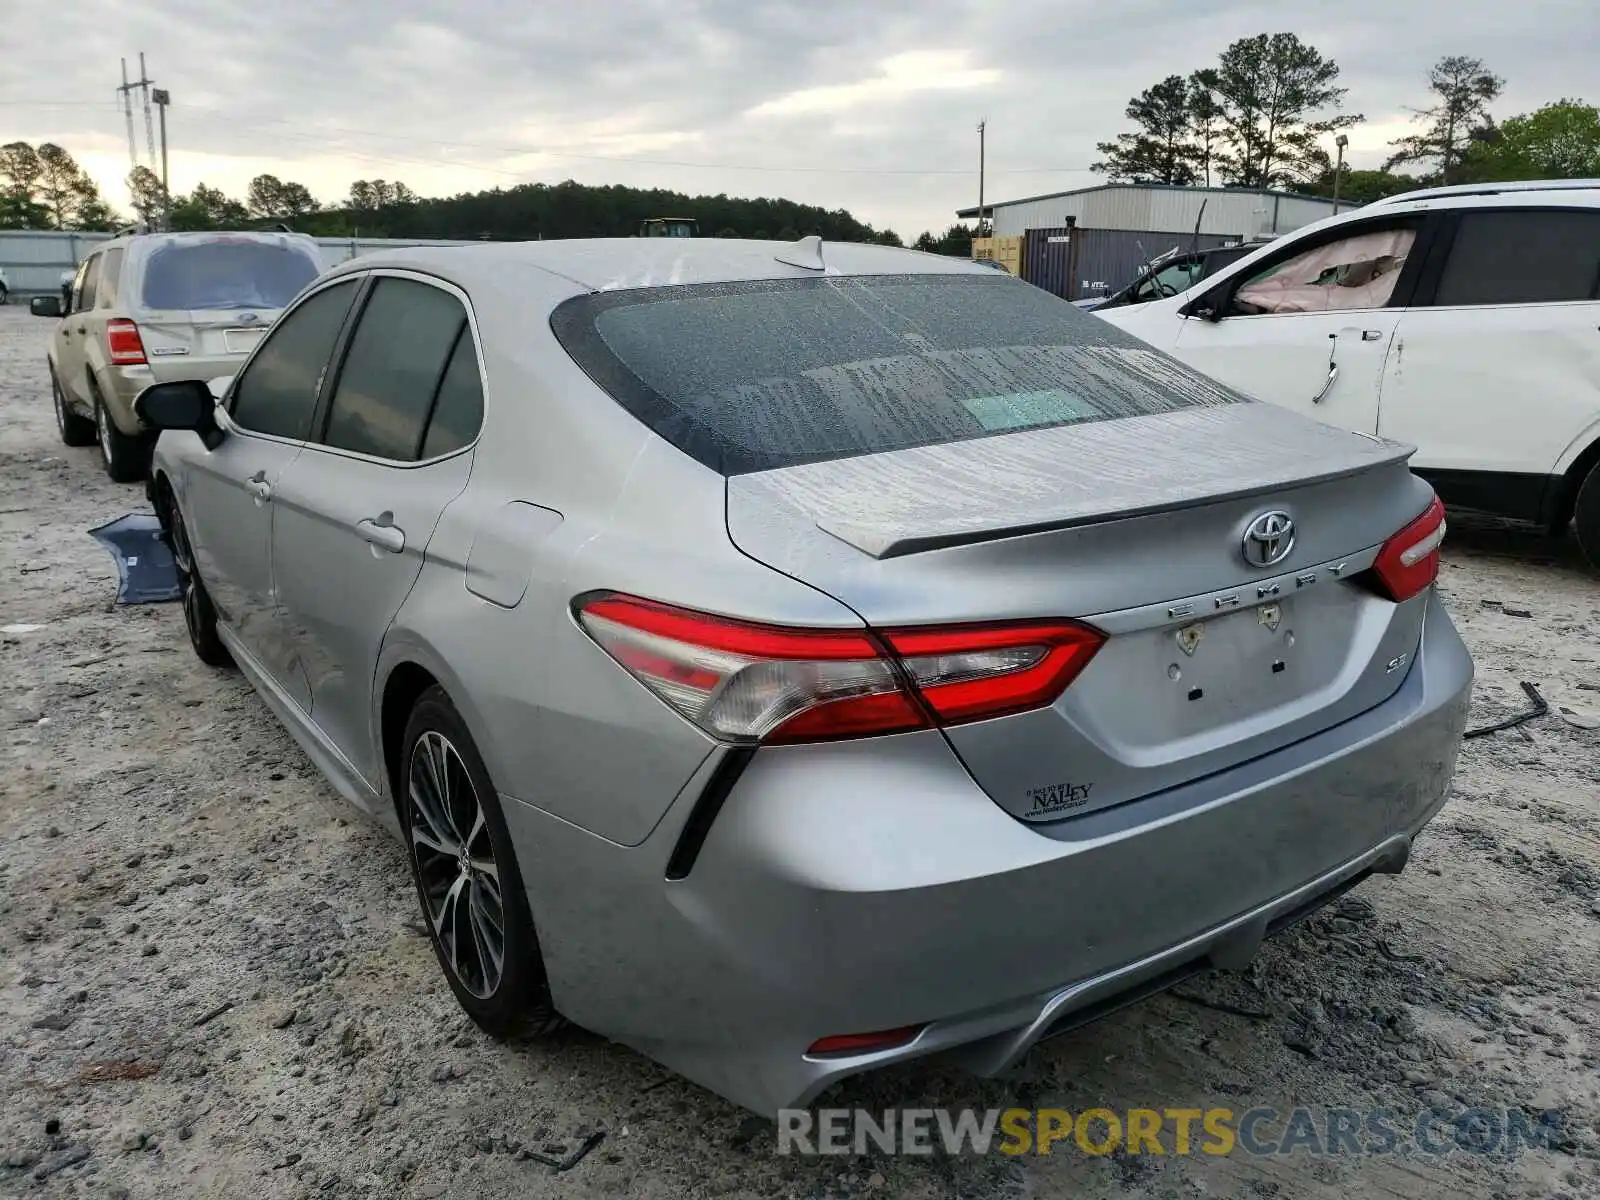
[140,238,321,311]
[552,274,1250,474]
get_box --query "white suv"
[1097,180,1600,564]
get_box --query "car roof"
[1366,178,1600,207]
[325,238,995,293]
[94,229,323,254]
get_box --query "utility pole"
[118,59,138,175]
[153,88,171,231]
[1332,133,1348,215]
[976,120,987,240]
[138,53,157,171]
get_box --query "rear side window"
[1433,210,1600,306]
[552,274,1249,475]
[420,331,485,459]
[98,249,125,307]
[321,277,470,461]
[230,279,359,440]
[140,238,321,311]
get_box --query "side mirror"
[134,380,218,434]
[206,376,234,401]
[29,295,64,318]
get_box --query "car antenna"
[1189,198,1207,256]
[774,234,825,271]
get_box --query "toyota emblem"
[1242,510,1295,568]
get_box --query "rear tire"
[401,687,564,1039]
[161,489,233,668]
[92,380,151,483]
[52,370,95,447]
[1574,461,1600,570]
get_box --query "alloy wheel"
[408,731,506,999]
[165,504,205,645]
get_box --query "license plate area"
[1166,599,1303,711]
[1066,585,1370,754]
[223,328,264,354]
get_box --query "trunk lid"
[727,402,1436,823]
[136,309,282,382]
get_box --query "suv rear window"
[552,274,1248,474]
[141,238,321,311]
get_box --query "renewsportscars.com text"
[778,1105,1565,1160]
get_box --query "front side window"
[321,277,470,461]
[1231,224,1418,315]
[553,274,1250,475]
[1433,209,1600,306]
[76,254,102,313]
[1136,259,1202,301]
[140,236,321,312]
[229,279,359,440]
[68,259,89,311]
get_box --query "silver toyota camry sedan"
[135,236,1473,1116]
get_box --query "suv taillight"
[106,319,147,365]
[1372,495,1447,602]
[576,593,1105,744]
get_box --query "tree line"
[1091,35,1600,207]
[1,144,908,246]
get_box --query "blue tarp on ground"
[88,512,181,605]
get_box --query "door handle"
[246,470,272,503]
[1361,329,1383,342]
[356,517,406,554]
[1312,362,1339,404]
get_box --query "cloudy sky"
[1,0,1593,239]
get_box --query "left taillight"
[1372,495,1447,602]
[575,593,1105,744]
[106,319,147,365]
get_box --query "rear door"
[186,276,363,706]
[269,272,482,792]
[1379,205,1600,516]
[1172,214,1434,433]
[57,252,102,407]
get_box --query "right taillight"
[1372,495,1447,602]
[576,593,1105,744]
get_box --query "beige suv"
[32,229,326,481]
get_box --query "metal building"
[959,183,1341,242]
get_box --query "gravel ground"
[2,302,1598,1199]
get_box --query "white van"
[1096,180,1600,564]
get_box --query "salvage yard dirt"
[2,304,1598,1199]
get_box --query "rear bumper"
[502,592,1472,1116]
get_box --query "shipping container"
[1071,228,1240,298]
[1020,225,1079,299]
